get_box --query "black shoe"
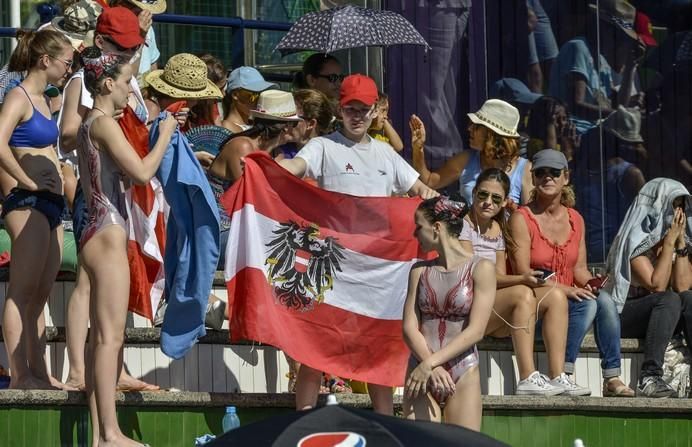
[636,375,675,398]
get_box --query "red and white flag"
[120,107,167,321]
[220,153,425,386]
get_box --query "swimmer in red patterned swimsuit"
[403,196,496,431]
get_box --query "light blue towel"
[150,113,220,359]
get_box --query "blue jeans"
[565,293,622,378]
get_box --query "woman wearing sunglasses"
[509,149,633,397]
[411,99,532,207]
[293,53,344,101]
[459,168,565,395]
[0,29,74,390]
[221,66,277,134]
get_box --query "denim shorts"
[1,188,65,230]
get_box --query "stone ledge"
[0,328,644,353]
[0,391,689,414]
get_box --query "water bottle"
[574,439,585,447]
[222,406,240,432]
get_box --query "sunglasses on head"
[475,190,504,205]
[533,167,563,178]
[315,73,345,83]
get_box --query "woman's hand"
[195,151,215,170]
[429,366,456,397]
[138,10,153,34]
[564,286,596,302]
[665,207,685,248]
[159,113,178,137]
[522,270,545,287]
[406,359,433,398]
[409,114,426,152]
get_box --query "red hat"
[634,11,657,47]
[96,6,145,49]
[339,74,378,107]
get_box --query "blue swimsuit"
[2,85,64,229]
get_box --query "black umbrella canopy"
[208,405,508,446]
[275,5,431,56]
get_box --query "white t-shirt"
[296,131,419,197]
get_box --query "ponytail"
[8,29,71,72]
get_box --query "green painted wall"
[0,407,691,447]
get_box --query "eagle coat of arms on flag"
[265,221,346,311]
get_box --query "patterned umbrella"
[274,5,431,56]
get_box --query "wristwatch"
[675,246,689,257]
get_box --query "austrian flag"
[220,153,424,386]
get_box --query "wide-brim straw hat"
[467,99,520,138]
[250,90,302,122]
[144,53,223,100]
[124,0,167,14]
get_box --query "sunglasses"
[238,89,260,103]
[315,73,346,83]
[533,167,563,179]
[475,190,504,205]
[49,55,74,70]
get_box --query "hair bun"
[434,195,468,219]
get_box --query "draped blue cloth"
[150,114,220,359]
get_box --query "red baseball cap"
[339,74,378,107]
[634,11,657,47]
[96,6,145,49]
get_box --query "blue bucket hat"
[226,66,277,94]
[490,78,542,105]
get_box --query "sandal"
[603,377,635,397]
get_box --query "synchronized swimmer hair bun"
[81,46,124,79]
[433,196,467,219]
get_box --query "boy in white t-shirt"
[280,73,437,415]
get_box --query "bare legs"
[2,209,61,389]
[404,366,482,431]
[484,285,568,379]
[65,263,90,389]
[295,365,393,415]
[82,226,143,447]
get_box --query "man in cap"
[110,0,166,75]
[279,74,437,415]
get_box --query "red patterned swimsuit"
[410,256,481,400]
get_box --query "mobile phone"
[587,276,609,289]
[536,268,555,281]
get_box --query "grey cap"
[532,149,568,170]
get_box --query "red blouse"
[516,206,583,286]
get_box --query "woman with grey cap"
[508,149,633,397]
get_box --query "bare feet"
[63,379,86,391]
[98,432,149,446]
[50,376,80,391]
[116,372,160,392]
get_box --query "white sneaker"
[550,373,591,396]
[516,371,563,396]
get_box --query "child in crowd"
[403,196,496,430]
[368,92,404,151]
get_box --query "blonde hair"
[474,123,520,161]
[8,29,72,72]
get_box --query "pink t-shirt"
[515,206,584,286]
[459,221,505,263]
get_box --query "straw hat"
[50,0,101,51]
[122,0,167,14]
[588,0,639,41]
[144,53,223,100]
[467,99,520,138]
[250,90,301,122]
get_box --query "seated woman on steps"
[403,195,496,430]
